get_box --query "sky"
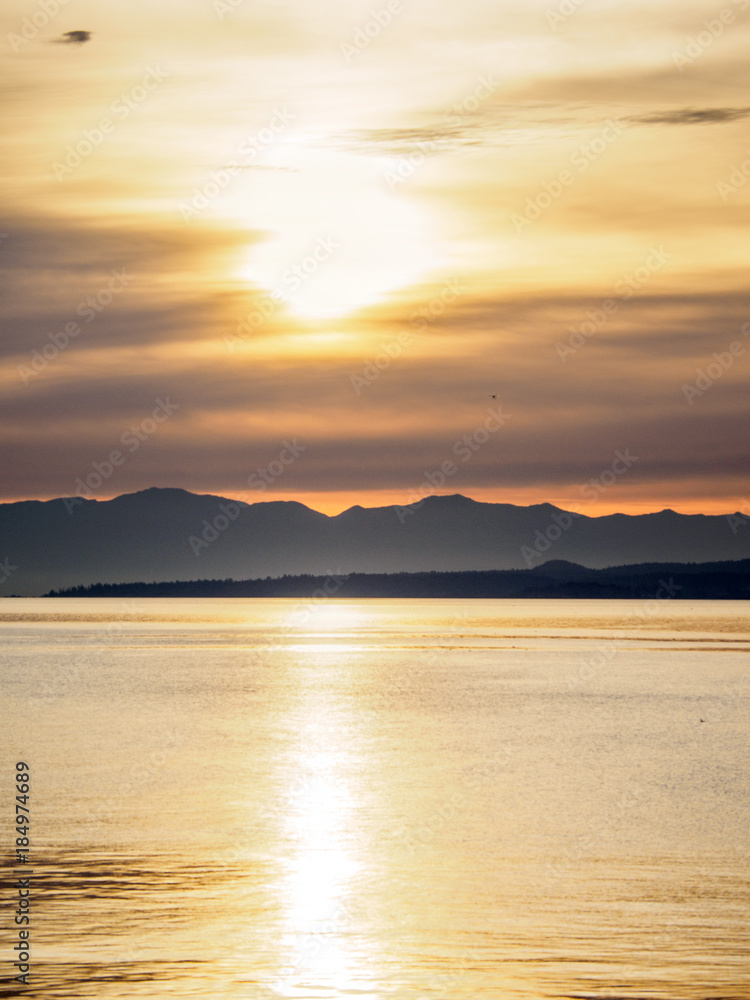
[2,0,749,515]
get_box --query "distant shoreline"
[42,560,750,600]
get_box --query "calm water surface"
[1,598,749,1000]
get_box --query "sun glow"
[233,139,437,318]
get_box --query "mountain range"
[1,487,748,596]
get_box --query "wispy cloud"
[54,30,92,45]
[631,106,750,126]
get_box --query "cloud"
[631,106,750,126]
[0,213,268,360]
[2,282,748,503]
[326,100,750,165]
[55,31,93,45]
[2,0,748,514]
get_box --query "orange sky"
[2,0,749,517]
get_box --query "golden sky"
[2,0,749,515]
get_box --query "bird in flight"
[57,30,92,44]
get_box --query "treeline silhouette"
[45,560,750,599]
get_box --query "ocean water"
[1,598,749,1000]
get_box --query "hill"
[1,487,748,596]
[44,559,750,600]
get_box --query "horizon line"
[0,485,745,520]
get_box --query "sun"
[231,138,437,319]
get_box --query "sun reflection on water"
[272,711,364,997]
[286,602,369,633]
